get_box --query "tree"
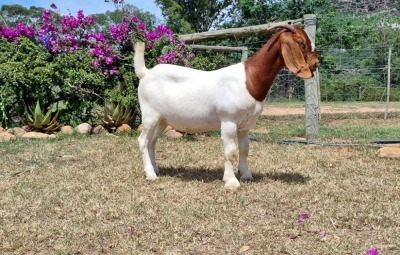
[155,0,236,33]
[92,4,157,32]
[0,4,45,27]
[236,0,333,26]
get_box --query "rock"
[116,124,132,134]
[7,127,27,137]
[21,125,30,132]
[22,132,56,139]
[378,147,400,159]
[92,125,109,135]
[164,125,173,132]
[0,131,16,142]
[60,125,74,135]
[76,123,92,134]
[165,129,183,138]
[137,124,173,133]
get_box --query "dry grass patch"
[0,130,399,254]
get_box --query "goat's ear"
[280,32,313,79]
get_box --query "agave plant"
[25,101,61,133]
[102,102,136,131]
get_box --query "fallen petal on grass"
[365,247,378,255]
[289,234,297,240]
[239,245,251,253]
[128,226,136,235]
[318,230,326,237]
[294,212,311,225]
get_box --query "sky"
[0,0,162,19]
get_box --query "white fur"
[135,42,262,189]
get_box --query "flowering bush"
[0,22,35,42]
[0,5,195,127]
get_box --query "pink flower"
[105,57,113,65]
[42,9,52,24]
[110,69,119,75]
[137,22,146,31]
[365,247,378,255]
[132,15,139,23]
[50,3,57,9]
[92,59,99,68]
[288,234,297,239]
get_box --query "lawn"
[0,112,399,254]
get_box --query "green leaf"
[112,103,121,120]
[41,110,52,126]
[33,101,44,128]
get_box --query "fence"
[183,25,400,103]
[180,15,319,137]
[179,8,400,138]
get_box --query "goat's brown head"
[274,26,319,79]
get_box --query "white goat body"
[136,59,262,134]
[134,26,318,189]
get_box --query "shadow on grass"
[160,166,223,183]
[160,167,310,184]
[259,172,311,184]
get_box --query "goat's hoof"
[145,173,158,181]
[224,179,240,190]
[240,173,254,181]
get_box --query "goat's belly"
[164,116,220,133]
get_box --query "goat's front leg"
[237,129,254,181]
[221,121,240,189]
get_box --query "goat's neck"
[244,39,285,101]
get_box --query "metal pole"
[304,14,319,138]
[384,47,392,120]
[241,47,248,62]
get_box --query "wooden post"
[384,47,392,120]
[304,14,319,138]
[179,19,303,43]
[188,45,249,61]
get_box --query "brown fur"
[244,27,319,102]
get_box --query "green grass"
[1,113,400,254]
[254,112,400,142]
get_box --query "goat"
[134,25,319,189]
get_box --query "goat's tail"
[134,42,148,79]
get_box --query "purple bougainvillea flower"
[365,247,378,255]
[294,213,311,225]
[109,69,119,75]
[1,6,194,77]
[318,230,326,237]
[288,234,297,240]
[128,226,136,235]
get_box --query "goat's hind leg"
[138,118,165,180]
[148,121,167,175]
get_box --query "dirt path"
[262,102,400,116]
